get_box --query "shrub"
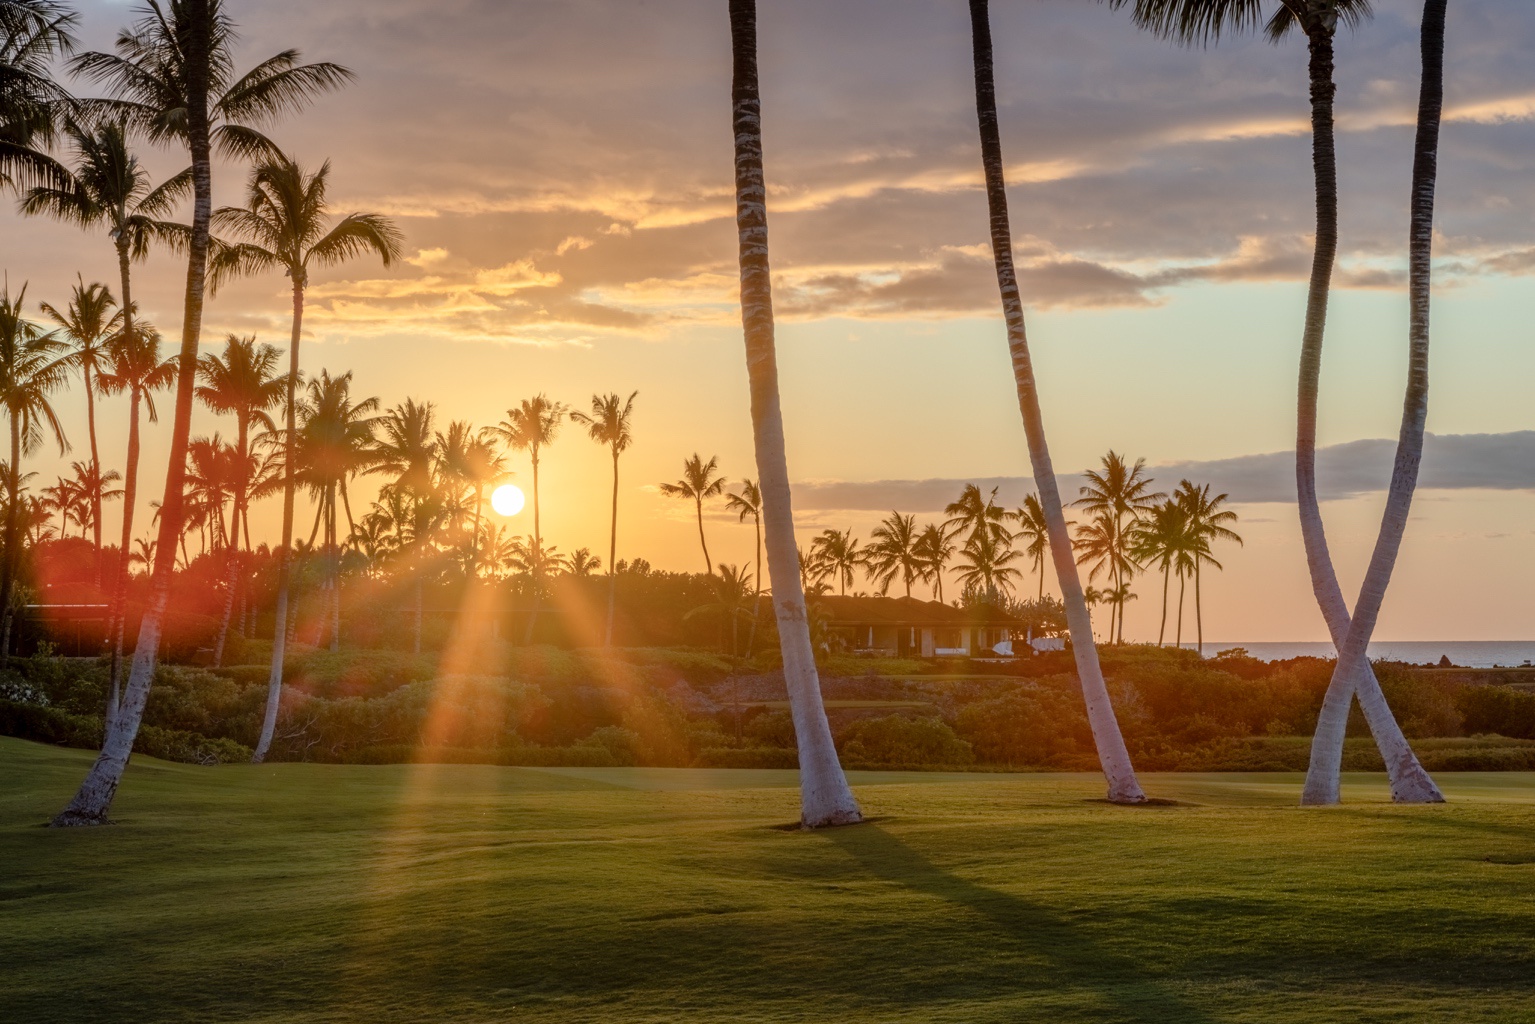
[838,714,973,767]
[954,684,1094,767]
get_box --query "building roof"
[812,595,1022,627]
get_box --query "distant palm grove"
[0,0,1488,829]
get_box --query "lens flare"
[491,483,525,517]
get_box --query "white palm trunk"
[1301,0,1448,806]
[729,0,860,828]
[968,0,1145,803]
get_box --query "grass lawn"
[3,737,1533,1023]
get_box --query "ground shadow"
[822,823,1223,1024]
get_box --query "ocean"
[1191,641,1535,669]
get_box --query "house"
[813,594,1030,658]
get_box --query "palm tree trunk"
[605,449,619,646]
[1158,564,1170,646]
[730,0,860,828]
[1194,561,1202,656]
[1302,1,1447,806]
[0,416,21,660]
[212,417,249,667]
[108,388,143,718]
[695,495,713,574]
[744,512,761,655]
[530,447,540,549]
[54,30,215,823]
[1176,573,1185,648]
[413,575,423,655]
[254,277,305,763]
[328,484,340,651]
[968,0,1144,802]
[83,362,103,586]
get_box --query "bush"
[0,698,101,748]
[954,684,1094,768]
[838,714,973,767]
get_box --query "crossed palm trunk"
[1299,0,1448,805]
[967,0,1146,803]
[728,0,861,828]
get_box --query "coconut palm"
[953,530,1023,603]
[433,419,502,580]
[727,0,860,827]
[571,390,637,646]
[95,321,173,711]
[944,483,1011,551]
[0,0,75,194]
[1173,480,1241,654]
[1011,493,1050,601]
[686,563,756,656]
[58,0,356,825]
[0,281,68,657]
[1073,451,1164,644]
[967,0,1145,802]
[913,522,956,603]
[866,511,923,599]
[659,452,725,575]
[492,394,567,554]
[38,279,121,575]
[20,117,189,441]
[723,478,763,651]
[508,532,570,638]
[1133,498,1192,647]
[1072,510,1136,642]
[205,154,400,761]
[63,458,122,540]
[809,527,864,597]
[568,547,601,578]
[369,399,443,654]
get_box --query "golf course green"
[3,736,1532,1022]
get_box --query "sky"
[4,0,1534,642]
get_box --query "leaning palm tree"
[208,153,400,762]
[0,0,75,194]
[1011,493,1050,601]
[659,452,725,574]
[39,278,121,577]
[727,0,860,827]
[570,390,637,646]
[967,0,1145,802]
[95,321,173,713]
[57,0,355,826]
[1110,0,1441,806]
[491,394,568,556]
[0,282,68,657]
[866,511,923,598]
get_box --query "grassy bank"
[3,737,1534,1022]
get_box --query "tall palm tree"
[1173,480,1241,654]
[571,390,637,646]
[0,282,68,657]
[39,278,121,577]
[943,483,1011,551]
[95,321,173,712]
[0,0,75,194]
[866,511,923,599]
[207,153,400,761]
[728,0,860,828]
[967,0,1145,802]
[953,530,1023,604]
[809,527,865,597]
[1072,510,1136,642]
[723,478,763,652]
[63,458,122,540]
[1133,498,1192,647]
[1106,1,1438,806]
[197,334,283,663]
[492,394,567,555]
[370,399,443,655]
[913,522,956,603]
[659,452,725,574]
[20,118,189,445]
[1303,0,1450,805]
[1073,451,1164,644]
[58,0,355,826]
[1011,493,1050,601]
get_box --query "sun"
[490,483,525,517]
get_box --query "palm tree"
[0,0,75,194]
[686,563,756,656]
[809,527,864,597]
[967,0,1145,802]
[571,390,637,646]
[59,0,355,825]
[298,369,379,651]
[508,533,570,641]
[953,530,1023,603]
[1072,510,1134,642]
[1073,451,1164,644]
[866,511,923,598]
[206,154,400,761]
[659,452,725,574]
[1011,493,1050,601]
[0,282,68,657]
[39,279,121,577]
[944,483,1010,551]
[369,398,441,656]
[433,419,503,580]
[1133,499,1192,647]
[492,394,567,555]
[1303,0,1450,805]
[913,522,956,603]
[1173,480,1241,654]
[196,334,284,663]
[20,118,189,449]
[64,458,122,541]
[723,478,763,651]
[95,321,173,711]
[727,0,860,828]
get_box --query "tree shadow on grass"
[822,823,1223,1024]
